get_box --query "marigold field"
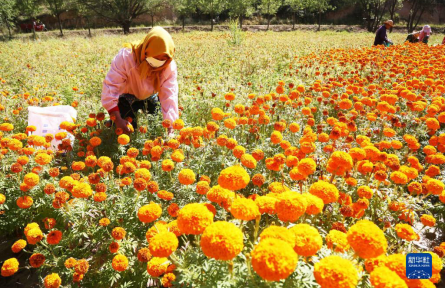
[0,31,445,288]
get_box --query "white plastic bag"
[28,106,77,149]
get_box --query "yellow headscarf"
[123,26,175,93]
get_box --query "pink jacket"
[101,48,179,124]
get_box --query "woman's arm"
[158,61,179,130]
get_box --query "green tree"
[0,0,17,39]
[405,0,436,32]
[147,0,165,28]
[306,0,333,31]
[355,0,388,32]
[386,0,402,24]
[76,0,95,36]
[15,0,41,39]
[199,0,226,31]
[227,0,255,28]
[173,0,198,31]
[78,0,156,34]
[286,0,306,29]
[44,0,70,36]
[259,0,282,30]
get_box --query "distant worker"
[374,20,394,47]
[418,25,432,44]
[405,31,420,43]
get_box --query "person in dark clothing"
[405,31,420,43]
[374,20,394,46]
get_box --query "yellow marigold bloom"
[314,256,358,288]
[347,220,387,259]
[268,182,290,194]
[200,221,244,260]
[207,185,234,206]
[26,227,43,245]
[259,226,295,246]
[326,151,353,175]
[146,257,169,277]
[23,173,39,187]
[255,196,277,214]
[178,169,196,185]
[309,181,339,204]
[302,193,324,215]
[11,239,26,253]
[35,153,52,165]
[382,254,407,282]
[390,171,408,185]
[196,181,210,195]
[161,272,176,287]
[146,222,168,242]
[326,229,350,252]
[149,232,178,257]
[297,158,316,176]
[72,182,93,198]
[111,227,126,241]
[270,131,283,144]
[117,134,130,145]
[240,153,257,169]
[275,191,307,222]
[218,165,250,191]
[420,214,436,227]
[224,118,237,129]
[177,203,213,235]
[99,218,110,227]
[230,198,260,221]
[111,254,128,272]
[161,159,174,172]
[425,178,444,195]
[135,168,151,181]
[43,273,62,288]
[211,107,225,121]
[1,258,19,277]
[289,224,322,256]
[251,238,298,281]
[395,224,419,241]
[138,202,162,223]
[357,186,373,199]
[370,266,407,288]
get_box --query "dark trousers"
[118,94,159,128]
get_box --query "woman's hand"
[110,111,131,134]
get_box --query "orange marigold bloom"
[196,181,210,195]
[251,174,265,187]
[11,239,26,253]
[230,198,260,221]
[1,258,19,277]
[178,169,196,185]
[29,253,45,268]
[17,195,33,209]
[23,173,39,187]
[251,238,298,281]
[275,191,307,222]
[146,257,169,277]
[75,259,89,274]
[201,221,244,260]
[47,230,62,245]
[112,254,128,272]
[138,202,162,223]
[137,248,152,262]
[425,178,444,195]
[111,227,126,241]
[390,171,408,185]
[314,256,358,288]
[326,230,350,253]
[72,182,92,198]
[326,151,353,176]
[395,223,419,241]
[420,214,436,227]
[43,273,62,288]
[218,165,250,191]
[370,266,407,288]
[309,181,339,204]
[161,159,174,172]
[298,158,316,176]
[270,131,283,144]
[177,203,213,235]
[149,232,178,258]
[302,193,324,215]
[290,224,322,256]
[347,220,387,259]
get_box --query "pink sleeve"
[158,60,179,124]
[101,49,129,112]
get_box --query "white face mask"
[146,57,166,68]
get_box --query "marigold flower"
[17,195,33,209]
[251,238,298,281]
[218,165,250,191]
[75,259,89,274]
[314,255,358,288]
[309,181,339,204]
[177,203,213,235]
[137,247,152,262]
[420,214,436,227]
[147,257,169,277]
[111,254,128,272]
[149,232,178,257]
[111,227,126,241]
[275,191,307,222]
[298,158,316,176]
[259,225,295,246]
[117,134,130,145]
[161,272,176,287]
[230,197,260,221]
[326,229,350,252]
[72,182,93,198]
[44,273,62,288]
[47,230,62,245]
[99,218,110,227]
[29,253,45,268]
[302,193,324,215]
[395,223,419,241]
[200,221,243,260]
[11,239,26,253]
[347,220,387,259]
[425,178,444,195]
[290,224,322,256]
[178,168,196,185]
[1,258,19,277]
[23,173,39,187]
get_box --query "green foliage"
[226,18,244,45]
[227,0,256,27]
[0,0,17,38]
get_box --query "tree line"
[0,0,443,38]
